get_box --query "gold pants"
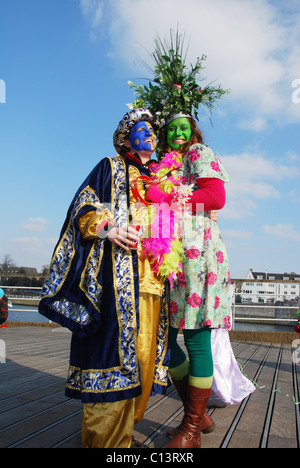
[82,292,161,448]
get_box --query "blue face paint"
[130,121,156,152]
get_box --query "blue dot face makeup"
[130,121,157,152]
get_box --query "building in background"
[241,269,300,304]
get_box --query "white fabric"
[211,329,256,405]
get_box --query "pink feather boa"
[141,151,193,284]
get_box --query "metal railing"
[1,286,42,315]
[231,283,299,330]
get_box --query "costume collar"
[124,152,155,167]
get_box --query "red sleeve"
[146,178,226,211]
[189,178,226,212]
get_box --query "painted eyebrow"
[136,125,155,132]
[169,124,189,130]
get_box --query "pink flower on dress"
[206,272,217,285]
[187,293,203,308]
[214,296,220,309]
[189,149,201,162]
[216,251,224,263]
[211,161,220,172]
[203,320,212,327]
[204,228,212,241]
[185,246,201,259]
[179,318,186,329]
[224,316,231,329]
[179,176,188,184]
[170,301,178,315]
[177,272,187,287]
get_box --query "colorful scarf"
[141,151,194,285]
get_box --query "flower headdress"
[128,28,229,127]
[128,30,229,284]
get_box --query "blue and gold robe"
[39,155,169,403]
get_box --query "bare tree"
[1,254,16,273]
[41,265,50,275]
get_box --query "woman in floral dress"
[146,114,232,448]
[170,136,231,330]
[128,27,250,449]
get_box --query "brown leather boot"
[167,375,188,438]
[167,376,215,438]
[171,374,189,404]
[165,385,212,449]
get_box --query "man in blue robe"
[39,108,169,448]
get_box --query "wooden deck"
[0,326,299,449]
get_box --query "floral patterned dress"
[170,143,232,330]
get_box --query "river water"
[7,304,49,324]
[6,305,296,332]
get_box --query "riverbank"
[7,298,40,306]
[3,320,299,344]
[229,329,299,344]
[234,304,298,327]
[4,303,299,344]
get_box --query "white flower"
[126,103,134,110]
[173,183,194,204]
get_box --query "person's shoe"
[207,392,227,408]
[167,376,215,438]
[164,386,212,449]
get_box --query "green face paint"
[167,117,192,151]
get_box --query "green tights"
[169,327,213,389]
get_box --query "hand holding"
[106,226,139,251]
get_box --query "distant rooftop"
[0,265,38,275]
[247,268,300,280]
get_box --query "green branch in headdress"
[128,28,230,125]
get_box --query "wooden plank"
[0,327,299,448]
[227,344,282,448]
[267,344,298,447]
[200,343,266,448]
[9,410,83,448]
[53,431,82,448]
[134,389,183,447]
[1,401,81,448]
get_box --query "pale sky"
[1,0,300,278]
